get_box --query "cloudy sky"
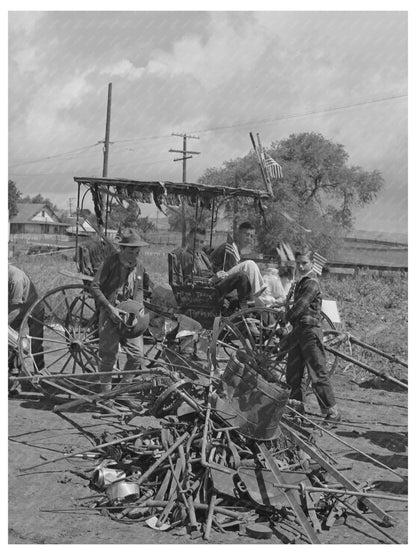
[8,9,408,233]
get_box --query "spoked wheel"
[18,283,101,399]
[214,308,338,387]
[214,307,288,383]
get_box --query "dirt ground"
[8,371,408,545]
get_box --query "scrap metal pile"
[24,343,406,544]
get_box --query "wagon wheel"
[213,307,288,383]
[214,307,338,386]
[18,284,102,399]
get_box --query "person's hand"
[216,270,228,279]
[106,305,127,325]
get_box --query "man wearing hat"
[90,228,151,394]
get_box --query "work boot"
[286,399,306,424]
[323,405,342,425]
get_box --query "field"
[8,249,408,544]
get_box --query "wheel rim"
[18,283,101,397]
[215,307,287,383]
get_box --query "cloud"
[100,59,145,81]
[99,13,273,90]
[9,12,45,36]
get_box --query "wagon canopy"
[73,176,272,231]
[73,176,271,203]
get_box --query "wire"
[192,93,408,135]
[111,92,407,143]
[8,143,101,168]
[8,92,406,168]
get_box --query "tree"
[198,132,384,257]
[21,193,58,212]
[166,205,212,233]
[106,202,156,234]
[8,180,21,218]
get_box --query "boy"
[285,250,340,423]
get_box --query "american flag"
[224,233,240,266]
[312,252,327,275]
[263,153,283,180]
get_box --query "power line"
[8,143,100,168]
[8,92,406,167]
[191,93,408,135]
[111,92,407,143]
[9,157,174,178]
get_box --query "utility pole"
[169,132,200,246]
[101,82,113,177]
[68,198,76,217]
[96,83,113,234]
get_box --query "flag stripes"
[312,252,327,275]
[225,233,240,266]
[263,154,283,180]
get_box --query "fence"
[9,233,73,243]
[144,231,229,246]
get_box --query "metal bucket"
[105,480,140,503]
[216,351,289,441]
[91,467,126,490]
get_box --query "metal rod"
[75,182,81,268]
[258,443,321,544]
[266,482,406,502]
[204,492,217,540]
[280,422,394,527]
[19,430,150,472]
[9,368,147,383]
[325,345,407,389]
[136,433,189,486]
[285,406,403,480]
[347,334,407,368]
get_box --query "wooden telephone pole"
[169,133,200,246]
[101,82,112,178]
[98,83,113,233]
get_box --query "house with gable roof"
[9,203,68,235]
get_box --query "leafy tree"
[199,132,384,257]
[8,180,21,218]
[166,205,212,234]
[106,202,156,234]
[21,193,58,212]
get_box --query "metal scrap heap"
[61,352,404,544]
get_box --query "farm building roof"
[344,229,408,246]
[10,203,65,225]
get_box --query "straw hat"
[118,228,148,247]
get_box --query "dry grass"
[321,272,408,382]
[9,243,172,296]
[10,248,408,369]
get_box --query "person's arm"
[143,269,153,298]
[8,306,22,325]
[90,261,124,324]
[210,244,226,273]
[285,279,319,324]
[8,279,24,325]
[170,249,185,284]
[90,261,111,310]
